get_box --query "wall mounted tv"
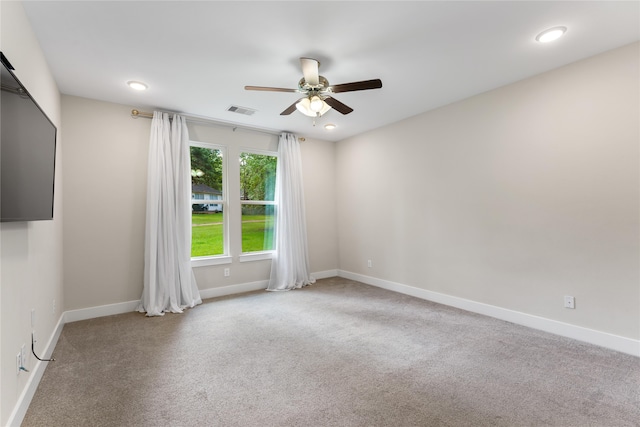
[1,52,57,222]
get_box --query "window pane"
[239,152,277,201]
[192,212,224,257]
[241,204,275,253]
[191,146,224,257]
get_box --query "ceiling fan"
[245,57,382,118]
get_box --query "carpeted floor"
[22,277,640,426]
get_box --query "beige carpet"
[22,277,640,426]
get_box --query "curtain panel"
[267,132,315,291]
[138,112,202,315]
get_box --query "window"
[190,143,226,258]
[188,143,277,264]
[240,151,277,253]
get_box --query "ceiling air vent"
[227,105,256,116]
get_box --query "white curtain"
[138,112,202,316]
[267,133,315,291]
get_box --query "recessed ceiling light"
[324,123,336,130]
[127,81,148,91]
[536,26,567,43]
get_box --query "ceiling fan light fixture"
[536,26,567,43]
[309,96,324,112]
[296,97,331,117]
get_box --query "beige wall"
[61,97,338,309]
[336,42,639,340]
[62,96,150,309]
[0,2,63,425]
[299,137,338,273]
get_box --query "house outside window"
[190,144,226,258]
[192,184,222,212]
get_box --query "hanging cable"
[32,332,55,362]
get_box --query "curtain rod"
[130,109,305,141]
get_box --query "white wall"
[61,97,339,309]
[336,42,639,340]
[0,2,63,425]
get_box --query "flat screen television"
[1,52,57,222]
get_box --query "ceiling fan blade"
[323,96,354,115]
[245,85,298,93]
[300,57,320,86]
[280,100,299,115]
[330,79,383,93]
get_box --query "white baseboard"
[338,270,640,357]
[6,314,64,427]
[197,270,338,299]
[64,270,334,322]
[312,269,339,280]
[64,300,141,323]
[199,280,269,300]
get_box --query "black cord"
[32,332,54,362]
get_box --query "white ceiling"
[21,1,640,142]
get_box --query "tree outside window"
[240,152,277,253]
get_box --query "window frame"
[189,141,230,265]
[239,148,278,258]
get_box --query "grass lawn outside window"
[191,213,274,257]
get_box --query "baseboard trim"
[6,314,65,427]
[199,280,268,300]
[312,269,339,280]
[64,271,334,322]
[338,270,640,357]
[64,300,141,323]
[197,270,337,299]
[63,283,270,323]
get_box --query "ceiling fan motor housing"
[299,76,330,93]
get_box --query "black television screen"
[1,52,57,222]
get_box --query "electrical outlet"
[367,259,372,268]
[16,353,21,375]
[21,344,27,371]
[224,268,230,277]
[564,295,575,309]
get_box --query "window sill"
[239,252,274,263]
[191,256,232,267]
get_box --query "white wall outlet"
[16,353,21,375]
[224,268,230,277]
[367,259,372,268]
[21,344,27,370]
[564,295,575,309]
